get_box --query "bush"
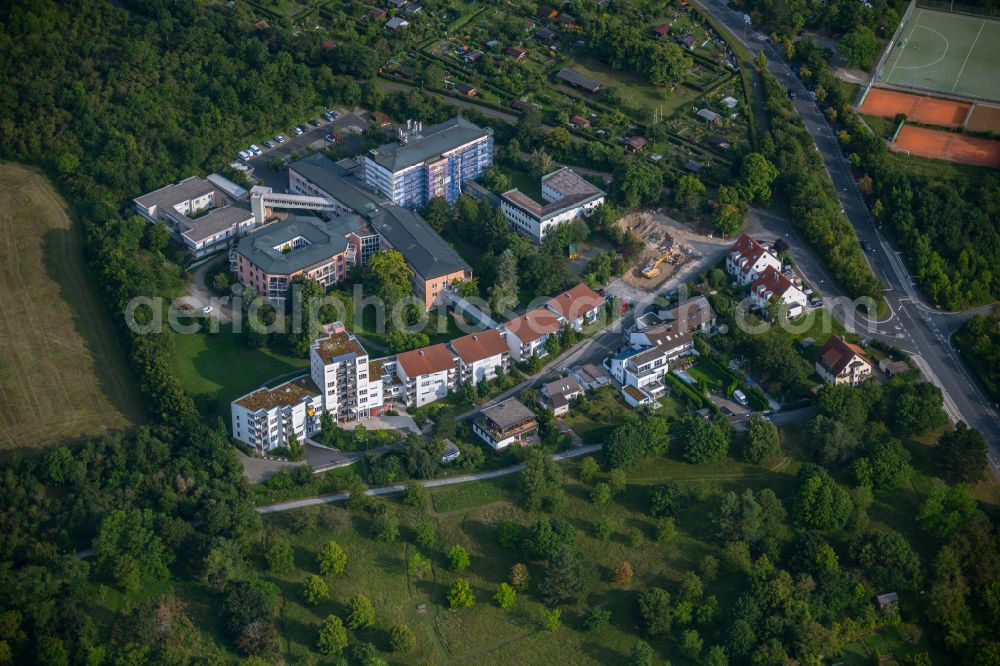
[389,624,416,653]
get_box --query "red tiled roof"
[396,343,456,376]
[652,23,671,36]
[816,335,870,376]
[450,328,508,363]
[729,233,770,274]
[505,307,564,344]
[545,283,603,322]
[751,266,797,299]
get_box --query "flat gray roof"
[181,205,254,242]
[236,215,360,275]
[557,68,602,92]
[366,117,490,172]
[134,176,216,211]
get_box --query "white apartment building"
[725,233,782,286]
[134,175,256,258]
[500,168,606,242]
[544,282,605,331]
[449,328,510,386]
[310,330,387,421]
[750,267,808,318]
[394,343,459,407]
[231,376,322,452]
[502,307,566,361]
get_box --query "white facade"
[230,378,321,452]
[501,196,605,243]
[472,421,522,450]
[398,365,456,407]
[610,347,669,395]
[725,235,782,286]
[309,332,385,421]
[459,352,507,385]
[750,281,808,317]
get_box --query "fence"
[916,0,1000,18]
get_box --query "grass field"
[170,327,310,422]
[566,55,702,118]
[880,8,1000,102]
[0,163,144,450]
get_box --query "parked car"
[311,119,322,126]
[324,134,335,142]
[263,139,275,148]
[732,389,749,407]
[201,305,214,314]
[327,110,339,120]
[274,134,286,143]
[322,111,335,121]
[292,126,304,136]
[237,150,251,160]
[861,240,874,252]
[249,144,262,156]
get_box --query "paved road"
[257,443,603,513]
[694,0,1000,460]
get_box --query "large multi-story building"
[394,343,459,407]
[362,117,493,208]
[503,307,566,362]
[310,329,387,422]
[231,376,322,453]
[134,174,256,258]
[726,233,782,286]
[449,328,510,386]
[501,168,606,242]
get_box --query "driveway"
[338,411,420,434]
[184,256,234,322]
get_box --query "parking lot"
[239,110,373,190]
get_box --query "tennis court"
[967,104,1000,134]
[879,8,1000,103]
[860,87,971,127]
[892,124,1000,167]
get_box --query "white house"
[395,343,458,407]
[750,266,808,318]
[501,168,606,242]
[542,375,584,416]
[815,335,873,386]
[473,398,538,450]
[310,329,387,421]
[450,328,510,386]
[726,233,782,286]
[503,307,566,361]
[231,376,322,452]
[609,346,669,396]
[545,283,605,331]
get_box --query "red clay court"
[967,104,1000,135]
[861,88,970,128]
[892,125,1000,168]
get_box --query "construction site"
[619,211,697,291]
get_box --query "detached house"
[542,375,584,415]
[450,328,510,386]
[726,233,782,285]
[503,307,565,361]
[815,336,872,386]
[629,297,717,359]
[474,398,538,450]
[544,283,604,330]
[750,266,808,318]
[395,344,458,407]
[609,346,670,397]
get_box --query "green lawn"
[566,55,702,118]
[170,326,310,422]
[561,386,633,444]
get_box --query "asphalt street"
[694,0,1000,458]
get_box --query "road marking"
[952,20,985,92]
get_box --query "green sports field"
[879,7,1000,102]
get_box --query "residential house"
[557,68,603,93]
[473,398,538,450]
[504,46,527,59]
[450,328,510,385]
[815,336,872,387]
[696,108,722,124]
[395,344,458,407]
[231,376,321,452]
[441,439,461,463]
[609,346,669,396]
[501,167,606,242]
[572,363,611,390]
[750,266,808,318]
[455,82,477,96]
[569,114,590,128]
[725,233,782,285]
[545,282,605,330]
[503,307,565,361]
[677,33,697,49]
[625,136,647,153]
[542,375,584,415]
[535,26,558,42]
[385,16,410,30]
[622,384,658,408]
[652,23,671,38]
[632,297,717,336]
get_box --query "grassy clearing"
[169,326,310,422]
[567,55,702,117]
[560,386,633,444]
[0,163,144,450]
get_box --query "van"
[249,144,262,156]
[732,389,748,407]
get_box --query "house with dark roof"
[473,398,538,450]
[557,68,603,93]
[537,5,558,18]
[542,375,584,415]
[815,336,872,386]
[393,64,416,79]
[569,114,590,128]
[450,328,510,385]
[625,136,647,153]
[512,100,541,112]
[556,13,577,27]
[677,33,697,49]
[628,298,717,360]
[545,283,605,330]
[504,46,527,59]
[535,26,557,42]
[609,345,670,397]
[503,307,566,361]
[368,7,387,20]
[454,82,477,96]
[706,134,730,149]
[395,344,458,406]
[385,16,410,29]
[362,116,493,208]
[683,159,702,173]
[696,107,722,124]
[725,233,782,285]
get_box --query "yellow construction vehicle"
[641,248,671,278]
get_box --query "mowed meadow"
[0,163,143,450]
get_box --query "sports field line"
[952,19,985,92]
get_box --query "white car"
[237,150,251,161]
[249,144,262,156]
[292,126,304,136]
[274,134,286,143]
[201,305,213,314]
[325,134,335,142]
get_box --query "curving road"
[693,0,1000,460]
